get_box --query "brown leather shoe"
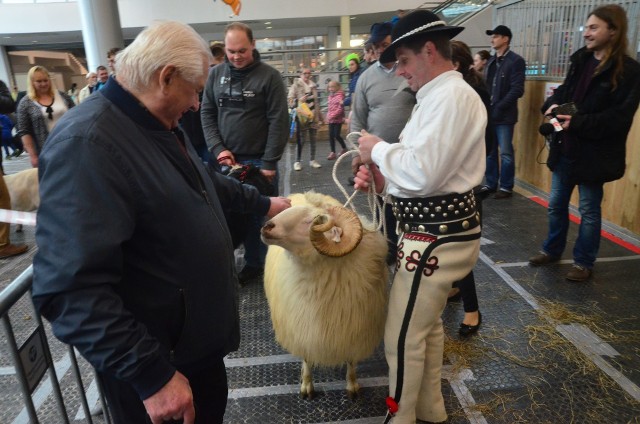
[566,265,592,282]
[0,243,28,259]
[529,252,560,266]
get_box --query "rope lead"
[331,132,388,238]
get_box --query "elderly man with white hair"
[77,71,97,103]
[31,21,290,424]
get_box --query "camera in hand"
[554,102,577,116]
[545,102,577,133]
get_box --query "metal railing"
[0,266,111,423]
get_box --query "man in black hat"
[483,24,526,199]
[354,9,486,424]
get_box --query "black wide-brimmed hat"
[379,10,464,63]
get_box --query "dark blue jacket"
[32,77,268,400]
[543,47,640,183]
[484,49,526,125]
[344,67,363,108]
[0,80,15,115]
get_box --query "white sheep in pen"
[261,191,389,399]
[4,168,39,232]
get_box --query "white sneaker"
[294,161,302,171]
[310,160,321,168]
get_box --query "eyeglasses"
[302,72,311,75]
[45,105,53,120]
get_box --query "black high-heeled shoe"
[458,311,482,337]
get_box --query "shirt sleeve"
[371,85,486,196]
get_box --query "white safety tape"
[0,209,37,226]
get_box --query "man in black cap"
[483,24,526,199]
[354,9,486,424]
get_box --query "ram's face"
[261,206,316,252]
[262,204,364,258]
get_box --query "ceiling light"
[265,22,271,25]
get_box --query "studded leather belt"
[392,191,480,235]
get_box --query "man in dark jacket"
[528,4,640,282]
[483,25,526,199]
[30,21,290,424]
[0,79,29,258]
[201,21,289,285]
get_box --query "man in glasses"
[201,21,289,286]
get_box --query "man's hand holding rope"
[354,130,386,193]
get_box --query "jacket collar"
[99,76,167,132]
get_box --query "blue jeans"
[296,121,317,162]
[542,155,604,269]
[485,124,515,192]
[237,158,279,269]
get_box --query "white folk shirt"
[371,70,486,198]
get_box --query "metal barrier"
[0,265,112,423]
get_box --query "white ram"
[261,191,388,399]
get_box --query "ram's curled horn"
[309,206,363,257]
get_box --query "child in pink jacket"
[325,80,348,160]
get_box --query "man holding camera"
[529,4,640,282]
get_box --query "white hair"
[116,21,212,92]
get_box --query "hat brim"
[379,26,464,63]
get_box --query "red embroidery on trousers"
[405,250,439,276]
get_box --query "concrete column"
[340,15,351,50]
[78,0,124,73]
[0,47,13,89]
[326,26,338,70]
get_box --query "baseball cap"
[486,25,512,39]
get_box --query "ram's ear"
[309,206,362,257]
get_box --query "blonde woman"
[17,65,74,167]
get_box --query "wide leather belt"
[392,191,480,235]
